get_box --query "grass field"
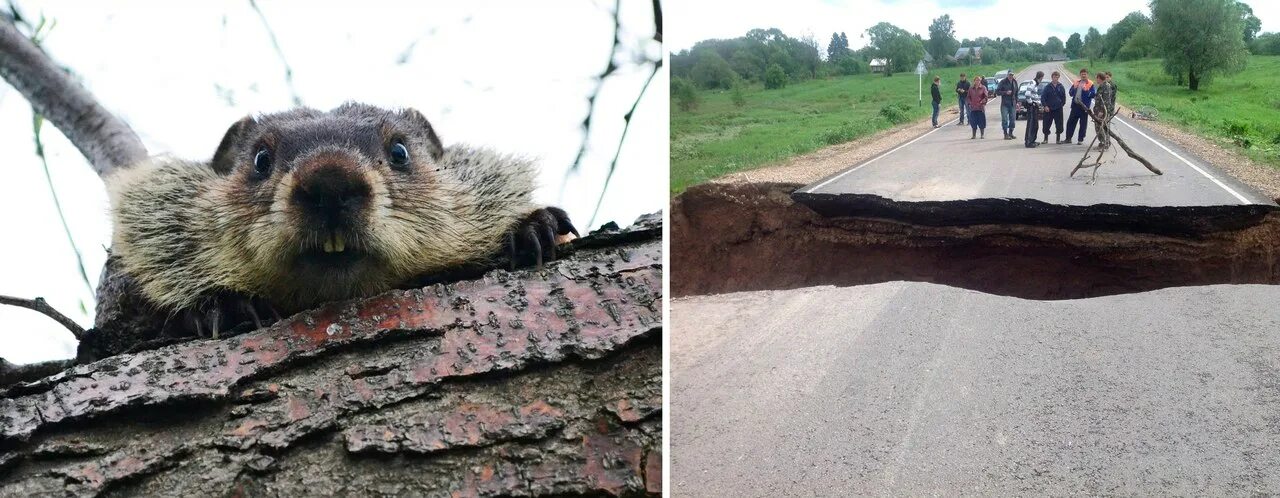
[1069,56,1280,169]
[670,63,1013,193]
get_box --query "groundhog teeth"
[334,233,346,253]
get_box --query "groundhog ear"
[211,116,256,175]
[400,108,444,161]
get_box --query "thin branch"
[587,60,661,229]
[247,0,302,107]
[33,113,95,300]
[559,0,623,202]
[0,16,147,176]
[0,295,86,340]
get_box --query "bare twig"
[562,0,622,190]
[33,113,95,299]
[587,60,661,229]
[247,0,302,107]
[0,16,147,176]
[0,295,86,340]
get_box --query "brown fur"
[106,103,536,314]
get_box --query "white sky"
[0,0,666,364]
[670,0,1280,53]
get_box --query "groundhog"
[104,102,577,338]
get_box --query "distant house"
[869,58,888,73]
[922,51,934,64]
[953,46,982,63]
[1047,53,1068,61]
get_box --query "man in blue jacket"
[1040,71,1066,144]
[1065,68,1096,144]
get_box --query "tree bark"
[1189,67,1199,91]
[0,216,663,497]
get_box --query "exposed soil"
[672,182,1280,299]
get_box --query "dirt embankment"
[673,182,1280,299]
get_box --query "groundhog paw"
[176,292,282,339]
[506,207,580,270]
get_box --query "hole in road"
[672,182,1280,300]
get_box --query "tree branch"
[0,17,147,176]
[0,294,85,340]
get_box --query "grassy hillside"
[1069,56,1280,168]
[671,63,1013,193]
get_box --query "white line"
[1113,117,1251,204]
[803,117,960,193]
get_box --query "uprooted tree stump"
[0,215,663,497]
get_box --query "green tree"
[1151,0,1249,90]
[927,15,959,64]
[1252,32,1280,55]
[764,63,787,89]
[828,32,842,61]
[1066,33,1083,58]
[1117,24,1156,60]
[866,22,924,76]
[1045,36,1064,56]
[690,50,737,89]
[1237,1,1261,43]
[1082,27,1103,62]
[1103,12,1152,60]
[672,77,699,112]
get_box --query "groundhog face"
[209,103,451,297]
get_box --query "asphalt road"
[671,282,1280,496]
[798,62,1274,209]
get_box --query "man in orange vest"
[1065,68,1097,145]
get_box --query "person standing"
[955,73,970,126]
[1024,71,1044,148]
[966,75,990,139]
[930,76,942,127]
[996,70,1019,139]
[1065,68,1096,144]
[1093,71,1117,151]
[1040,71,1066,144]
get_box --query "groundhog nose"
[292,164,371,221]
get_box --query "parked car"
[994,69,1011,80]
[1015,80,1049,120]
[984,77,998,92]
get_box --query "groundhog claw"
[508,207,579,270]
[177,292,280,339]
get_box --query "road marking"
[803,117,960,193]
[1113,117,1251,204]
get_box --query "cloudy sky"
[670,0,1279,53]
[0,0,665,364]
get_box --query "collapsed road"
[673,63,1280,300]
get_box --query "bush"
[672,77,699,112]
[730,85,747,107]
[879,102,913,124]
[837,57,865,75]
[764,64,788,90]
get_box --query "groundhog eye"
[389,142,410,169]
[253,147,272,176]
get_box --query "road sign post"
[915,60,925,107]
